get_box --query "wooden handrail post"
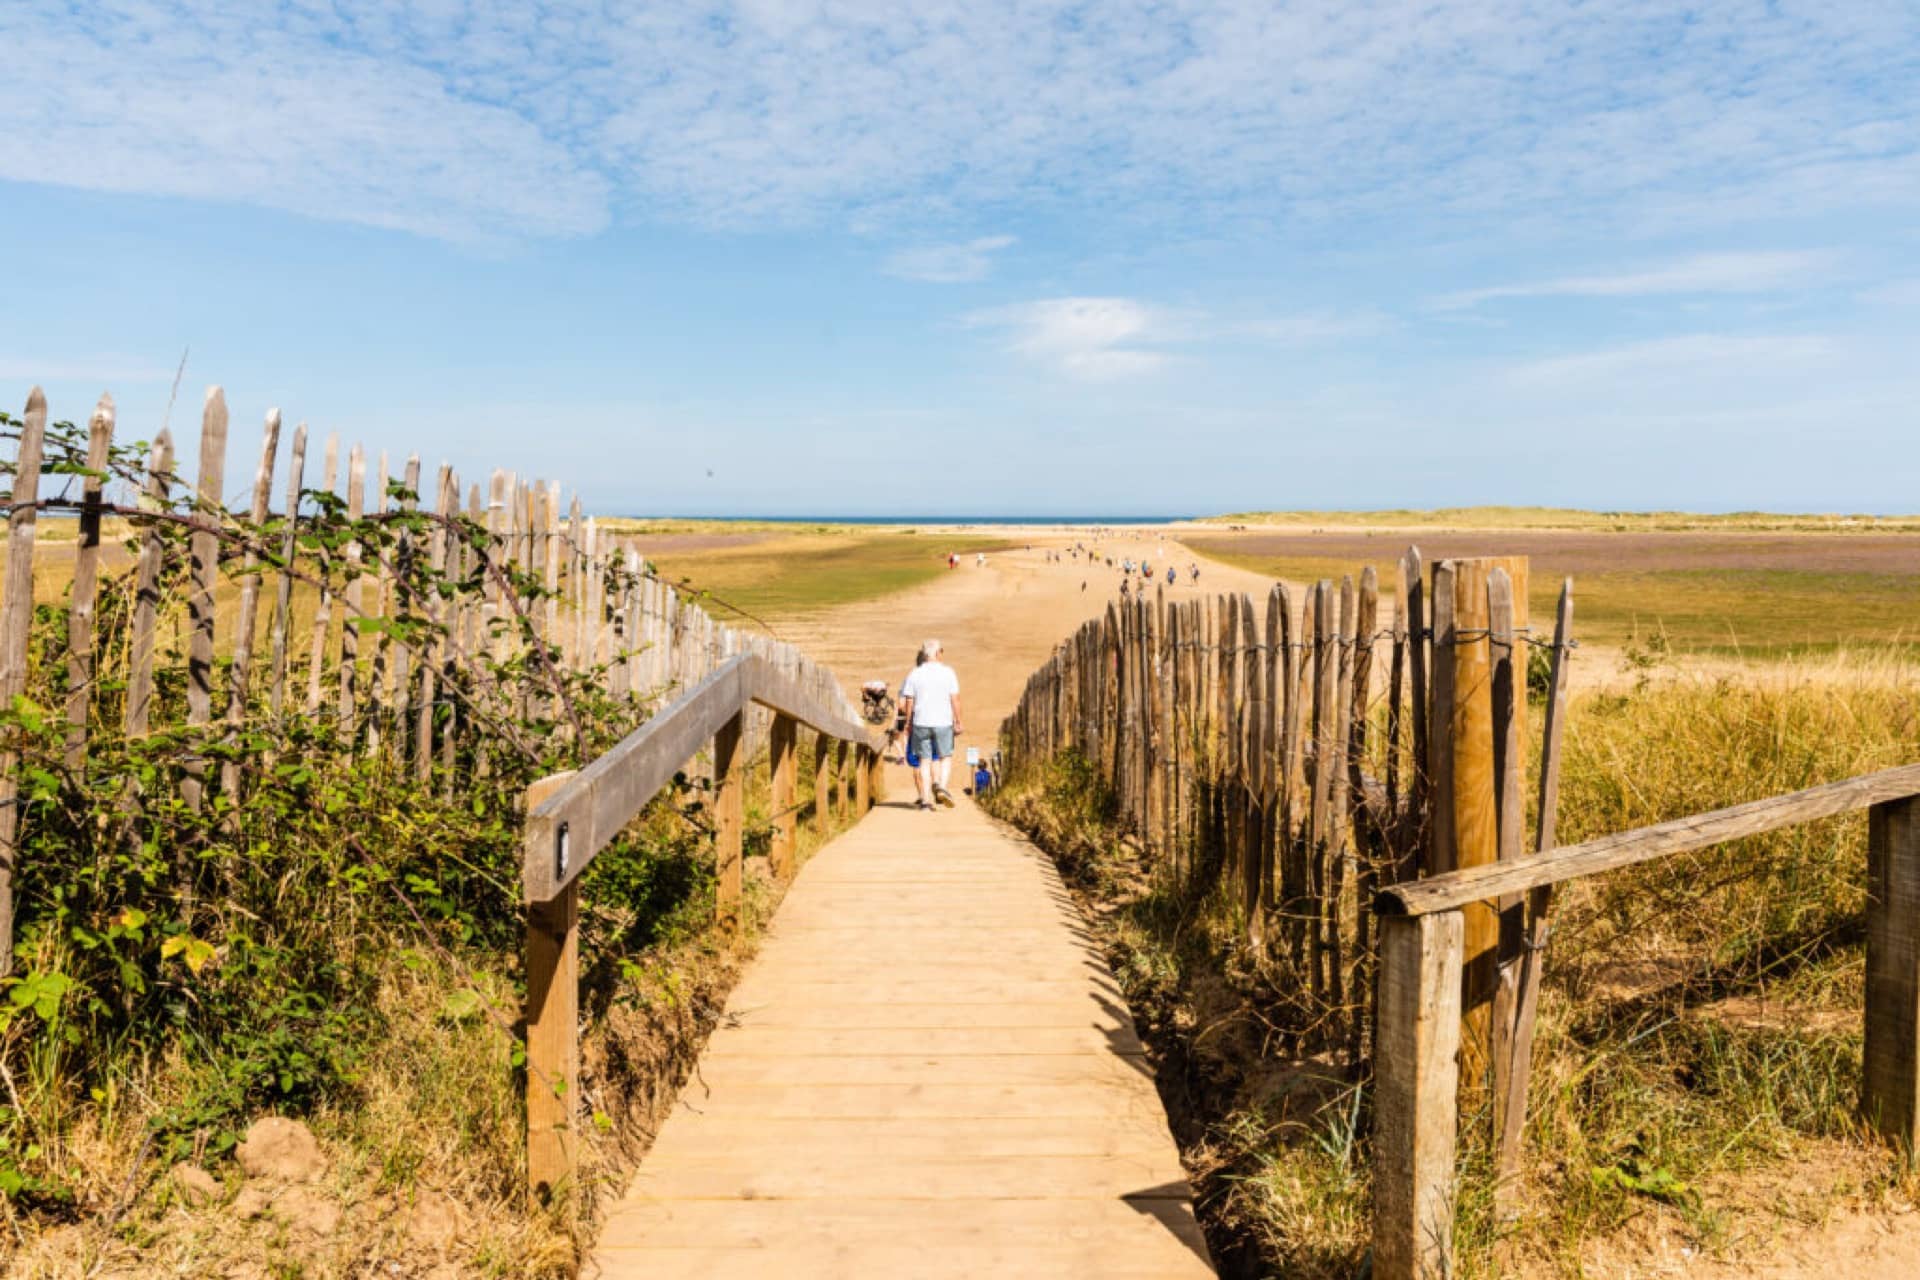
[770,713,797,879]
[715,712,745,934]
[867,744,885,806]
[855,746,872,814]
[523,769,580,1210]
[813,733,832,836]
[1374,910,1464,1280]
[1865,795,1920,1148]
[836,740,852,820]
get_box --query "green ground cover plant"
[639,530,1011,622]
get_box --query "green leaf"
[441,989,482,1021]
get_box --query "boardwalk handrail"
[522,653,878,904]
[1373,763,1920,1279]
[1375,763,1920,918]
[521,652,883,1208]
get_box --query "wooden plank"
[1373,910,1464,1280]
[304,434,340,713]
[266,422,307,719]
[220,409,281,795]
[182,387,230,813]
[1381,762,1920,915]
[63,395,114,767]
[337,444,367,733]
[690,1050,1151,1089]
[0,389,48,970]
[639,1113,1173,1158]
[125,430,173,737]
[524,769,581,1208]
[1865,796,1920,1149]
[366,450,392,752]
[1486,566,1522,1156]
[595,1198,1210,1272]
[1404,546,1428,863]
[1499,577,1574,1187]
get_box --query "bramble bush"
[0,409,724,1221]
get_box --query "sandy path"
[771,532,1279,739]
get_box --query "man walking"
[897,638,963,809]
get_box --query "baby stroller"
[860,680,894,726]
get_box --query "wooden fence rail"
[520,653,883,1205]
[1371,764,1920,1278]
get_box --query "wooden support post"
[267,424,307,720]
[836,740,852,819]
[524,769,580,1210]
[715,712,745,934]
[770,713,797,879]
[64,396,114,768]
[1431,557,1498,1099]
[1374,910,1464,1280]
[813,733,832,836]
[1865,795,1920,1150]
[182,389,229,813]
[855,746,872,814]
[0,389,48,972]
[221,410,281,796]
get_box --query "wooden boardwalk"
[591,770,1214,1278]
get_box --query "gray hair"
[923,638,943,658]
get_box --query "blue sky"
[3,1,1918,517]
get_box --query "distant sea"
[650,515,1191,525]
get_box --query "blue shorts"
[910,724,954,761]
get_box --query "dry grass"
[989,650,1920,1277]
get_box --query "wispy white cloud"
[964,297,1191,380]
[2,3,1916,244]
[884,236,1016,284]
[1501,333,1837,391]
[1434,251,1838,311]
[1242,309,1397,343]
[1860,279,1920,306]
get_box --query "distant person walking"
[898,639,963,810]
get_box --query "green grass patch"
[644,532,1011,624]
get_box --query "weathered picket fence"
[1005,551,1920,1279]
[0,384,864,971]
[1004,552,1567,1074]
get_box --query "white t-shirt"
[900,662,960,727]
